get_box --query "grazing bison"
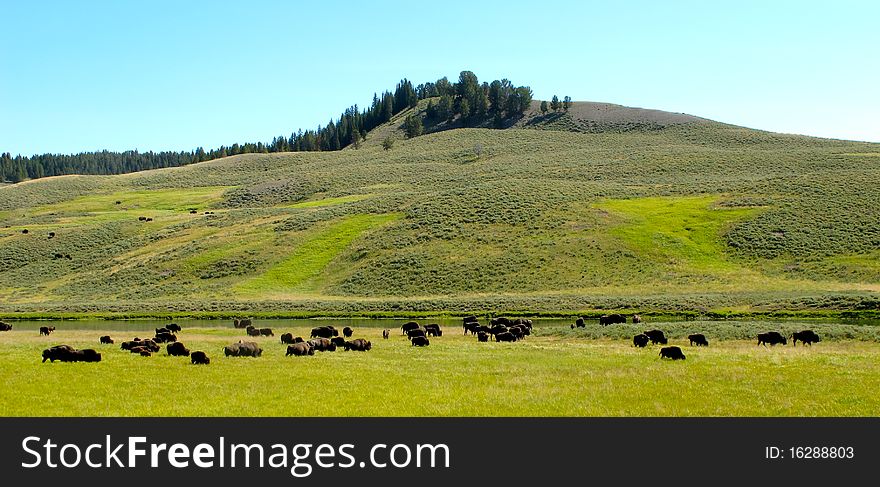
[401,322,420,335]
[792,330,821,347]
[513,318,533,330]
[41,345,75,362]
[39,326,56,336]
[140,351,152,357]
[121,339,160,353]
[344,338,372,352]
[633,334,650,348]
[286,343,314,356]
[343,326,354,338]
[508,326,525,340]
[489,324,508,337]
[632,314,643,324]
[258,328,274,337]
[310,326,335,339]
[99,335,114,345]
[245,326,261,337]
[130,346,147,354]
[463,315,478,326]
[659,346,686,360]
[495,331,517,342]
[191,351,210,365]
[167,342,191,357]
[407,329,427,340]
[154,332,177,343]
[225,341,263,357]
[758,332,787,347]
[307,338,336,352]
[425,324,443,337]
[688,334,709,347]
[0,322,12,331]
[411,336,430,347]
[574,317,586,328]
[155,327,170,335]
[280,333,295,344]
[599,314,626,326]
[477,331,489,342]
[382,329,390,339]
[48,232,55,239]
[643,329,668,345]
[233,318,252,329]
[166,323,181,333]
[331,337,347,348]
[464,322,481,335]
[490,317,511,327]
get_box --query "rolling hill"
[1,101,878,317]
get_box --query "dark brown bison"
[659,346,686,360]
[286,343,314,356]
[758,332,787,346]
[166,323,182,333]
[154,332,177,343]
[477,331,489,342]
[280,333,296,344]
[42,346,101,363]
[331,337,347,348]
[401,322,420,334]
[632,314,643,324]
[225,341,262,357]
[39,326,56,336]
[599,314,626,326]
[490,317,511,327]
[139,351,152,357]
[407,329,427,340]
[411,336,430,347]
[343,326,354,338]
[191,351,210,364]
[425,324,442,337]
[307,338,336,352]
[688,334,709,347]
[310,326,335,339]
[245,326,261,337]
[464,322,481,335]
[792,330,821,347]
[633,334,649,348]
[643,329,668,345]
[41,345,74,362]
[167,342,191,357]
[0,322,12,331]
[258,328,274,337]
[99,335,114,344]
[462,315,478,326]
[344,338,372,352]
[382,329,390,339]
[121,339,160,353]
[574,317,586,328]
[233,318,252,329]
[495,331,517,342]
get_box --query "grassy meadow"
[1,320,880,416]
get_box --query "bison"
[599,314,626,326]
[343,326,354,338]
[310,326,335,339]
[258,328,274,337]
[39,326,56,336]
[225,341,262,357]
[191,351,210,365]
[490,317,511,327]
[167,342,191,357]
[154,332,177,343]
[574,317,586,328]
[643,329,668,345]
[42,346,101,363]
[407,329,427,340]
[166,323,182,333]
[99,335,114,344]
[307,338,336,352]
[495,331,517,342]
[0,322,12,331]
[331,337,347,348]
[462,315,478,326]
[425,324,443,337]
[411,336,430,347]
[477,331,489,342]
[280,333,296,344]
[41,345,75,363]
[464,322,481,335]
[792,330,821,347]
[659,346,686,360]
[286,343,314,356]
[401,322,420,335]
[382,329,390,339]
[632,314,643,324]
[344,338,372,352]
[688,334,709,347]
[758,332,787,347]
[246,326,261,337]
[233,318,252,329]
[633,334,650,348]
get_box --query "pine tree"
[550,95,560,112]
[540,100,548,115]
[563,96,572,111]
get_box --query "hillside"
[1,108,879,316]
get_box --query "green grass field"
[2,323,879,416]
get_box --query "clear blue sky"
[2,0,878,156]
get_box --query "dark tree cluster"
[2,72,533,183]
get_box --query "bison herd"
[12,315,826,367]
